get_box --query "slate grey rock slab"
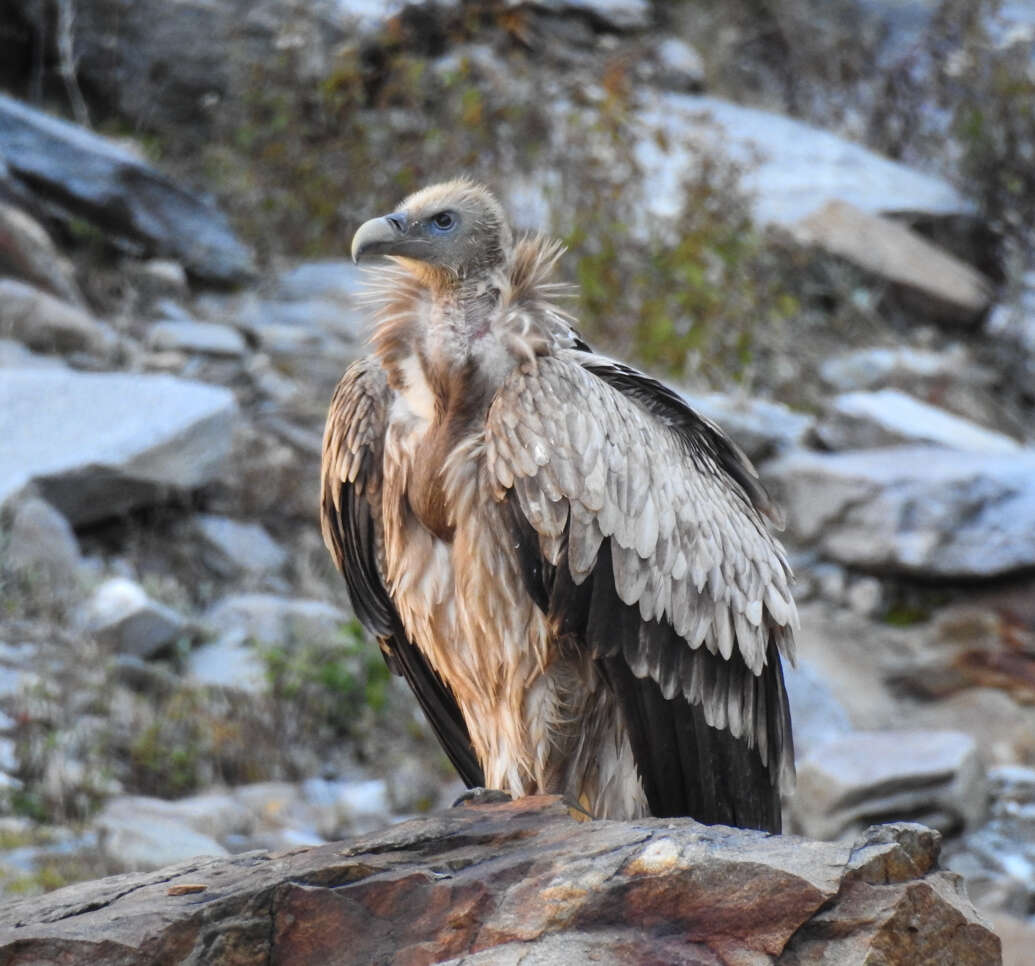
[768,445,1035,578]
[818,389,1022,454]
[149,319,247,357]
[794,730,985,840]
[194,515,287,576]
[636,91,976,228]
[510,0,652,30]
[0,369,237,523]
[0,93,254,284]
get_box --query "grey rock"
[148,320,247,357]
[125,258,189,301]
[635,92,976,228]
[93,797,229,872]
[768,445,1035,577]
[4,496,84,590]
[819,345,994,393]
[0,93,254,284]
[0,201,83,305]
[194,515,287,577]
[791,200,992,324]
[0,369,237,523]
[82,577,188,658]
[655,37,705,91]
[0,278,117,356]
[782,658,854,760]
[0,338,68,369]
[845,575,884,619]
[680,390,815,463]
[509,0,652,30]
[186,630,267,693]
[204,593,348,648]
[794,730,985,840]
[817,389,1022,454]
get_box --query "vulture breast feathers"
[321,179,797,832]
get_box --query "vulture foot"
[452,787,513,808]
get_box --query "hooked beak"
[351,212,408,263]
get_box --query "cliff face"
[0,797,1000,965]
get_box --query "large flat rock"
[0,797,1000,965]
[0,369,237,523]
[0,94,254,284]
[768,445,1035,578]
[636,92,976,228]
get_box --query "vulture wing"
[486,349,796,830]
[321,358,485,788]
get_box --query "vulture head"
[351,179,513,279]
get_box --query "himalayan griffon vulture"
[321,180,796,831]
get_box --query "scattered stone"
[194,514,288,578]
[82,578,188,659]
[791,200,993,324]
[0,278,117,356]
[654,37,705,91]
[768,445,1035,577]
[204,594,348,648]
[793,730,986,840]
[3,496,83,591]
[636,92,977,228]
[0,369,237,522]
[0,798,1001,964]
[0,201,83,305]
[680,389,815,463]
[124,258,189,302]
[111,654,181,696]
[817,389,1022,454]
[186,630,267,693]
[386,756,445,814]
[845,575,884,619]
[148,319,247,357]
[0,93,255,284]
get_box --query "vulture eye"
[430,211,457,233]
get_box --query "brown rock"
[0,797,999,965]
[0,278,116,356]
[0,202,84,305]
[792,200,993,325]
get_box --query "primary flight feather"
[321,179,796,830]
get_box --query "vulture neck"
[413,262,507,405]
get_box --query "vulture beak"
[351,212,409,263]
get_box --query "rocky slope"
[2,0,1035,962]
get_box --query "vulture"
[321,179,796,831]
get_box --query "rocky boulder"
[0,93,254,284]
[768,445,1035,578]
[0,369,237,523]
[0,797,1001,965]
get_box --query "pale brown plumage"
[321,179,796,829]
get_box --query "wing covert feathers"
[486,351,797,817]
[321,359,484,788]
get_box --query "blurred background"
[0,0,1033,955]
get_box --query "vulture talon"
[321,180,796,832]
[452,788,514,808]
